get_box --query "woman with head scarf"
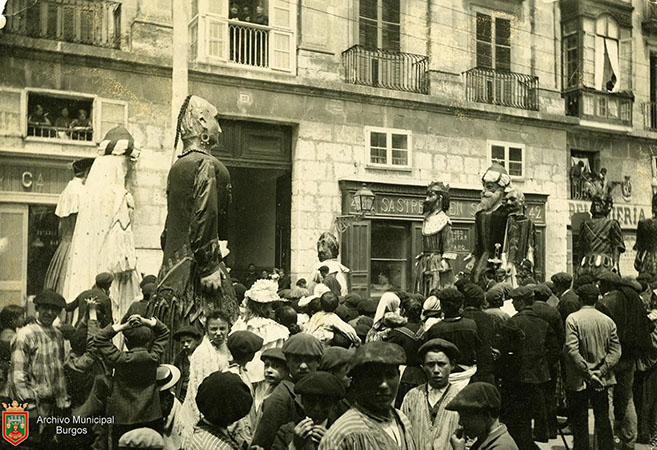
[365,292,407,343]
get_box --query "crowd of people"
[1,263,656,450]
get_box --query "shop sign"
[568,200,650,230]
[348,193,546,225]
[0,163,70,195]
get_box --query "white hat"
[156,364,181,391]
[298,283,331,307]
[245,279,280,303]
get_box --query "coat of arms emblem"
[2,401,29,446]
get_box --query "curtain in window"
[595,36,605,90]
[605,38,620,92]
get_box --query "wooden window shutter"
[341,220,371,298]
[0,89,25,137]
[96,98,128,141]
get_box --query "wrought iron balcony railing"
[564,87,633,126]
[2,0,121,49]
[342,45,428,94]
[464,67,539,110]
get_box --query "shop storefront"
[0,154,71,308]
[339,180,547,299]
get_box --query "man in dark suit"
[95,313,169,448]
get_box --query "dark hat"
[282,333,324,357]
[173,325,202,341]
[344,293,362,308]
[34,289,66,309]
[437,288,464,309]
[117,428,164,449]
[233,283,247,303]
[227,331,264,356]
[446,382,501,413]
[573,274,596,289]
[462,284,485,307]
[355,322,372,340]
[533,284,553,302]
[196,371,253,427]
[621,276,643,292]
[485,285,505,303]
[357,299,378,315]
[597,271,622,285]
[123,326,153,345]
[551,272,573,286]
[72,158,95,176]
[261,347,286,364]
[349,341,405,374]
[509,286,535,302]
[141,283,156,298]
[520,277,537,287]
[295,371,345,399]
[95,272,114,288]
[99,125,139,159]
[418,338,460,363]
[576,283,600,300]
[319,347,354,371]
[140,275,157,289]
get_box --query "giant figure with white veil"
[63,126,142,323]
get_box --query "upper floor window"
[27,94,94,142]
[489,141,523,178]
[366,127,411,169]
[476,13,511,71]
[358,0,400,51]
[596,15,620,92]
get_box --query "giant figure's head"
[503,187,525,215]
[423,181,450,215]
[479,163,511,212]
[317,232,339,262]
[590,193,613,219]
[175,95,222,149]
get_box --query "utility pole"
[171,0,188,163]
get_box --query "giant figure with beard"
[465,164,512,283]
[578,192,625,277]
[414,181,457,295]
[151,95,237,359]
[501,187,536,287]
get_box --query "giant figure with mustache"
[465,164,512,283]
[414,181,457,295]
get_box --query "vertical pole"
[171,0,188,163]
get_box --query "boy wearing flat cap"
[10,290,70,447]
[446,382,518,450]
[271,372,345,450]
[252,334,324,449]
[319,341,415,450]
[172,325,202,402]
[401,338,462,450]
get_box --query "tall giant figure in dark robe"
[501,187,536,287]
[578,193,625,277]
[151,95,237,359]
[635,193,657,279]
[466,163,512,283]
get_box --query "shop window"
[27,205,59,296]
[27,93,94,141]
[366,127,411,169]
[370,221,411,297]
[488,141,523,177]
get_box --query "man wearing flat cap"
[401,339,463,450]
[596,271,652,450]
[10,290,70,447]
[564,283,620,450]
[187,371,253,449]
[272,372,345,450]
[500,286,559,448]
[319,341,416,450]
[252,334,324,449]
[446,382,518,450]
[65,272,115,328]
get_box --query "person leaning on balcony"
[253,4,268,25]
[229,3,239,19]
[70,109,91,129]
[28,104,51,126]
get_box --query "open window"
[26,92,94,142]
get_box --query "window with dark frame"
[476,13,510,71]
[26,93,94,142]
[358,0,401,51]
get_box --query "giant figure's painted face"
[317,232,339,262]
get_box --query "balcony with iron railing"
[342,45,429,95]
[463,67,539,111]
[564,87,633,126]
[2,0,122,49]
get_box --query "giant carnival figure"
[44,158,94,295]
[63,127,142,323]
[578,191,625,277]
[635,193,657,279]
[151,95,237,357]
[314,232,350,295]
[466,163,512,283]
[414,181,456,295]
[501,187,536,287]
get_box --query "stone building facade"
[1,0,656,304]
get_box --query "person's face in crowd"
[263,358,288,384]
[423,351,453,390]
[230,4,239,15]
[248,264,256,274]
[179,335,199,355]
[242,6,250,16]
[301,394,335,424]
[332,363,351,388]
[279,268,285,278]
[459,411,492,439]
[206,317,229,347]
[256,5,264,14]
[61,108,69,118]
[511,297,527,312]
[78,109,87,120]
[377,273,389,285]
[286,354,319,382]
[36,304,61,327]
[353,363,400,416]
[261,270,269,279]
[35,105,44,115]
